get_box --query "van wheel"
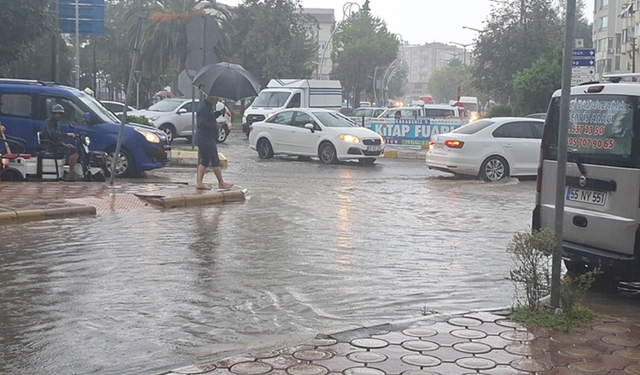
[480,156,509,181]
[104,147,136,177]
[158,124,176,144]
[0,169,25,181]
[257,138,274,159]
[319,142,338,164]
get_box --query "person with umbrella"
[195,96,233,190]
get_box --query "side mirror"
[83,112,92,123]
[178,108,188,114]
[304,123,315,132]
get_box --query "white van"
[242,79,342,136]
[533,79,640,281]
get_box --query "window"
[0,94,32,118]
[615,56,621,70]
[453,120,495,134]
[424,108,456,118]
[39,96,85,124]
[292,111,317,128]
[180,102,195,112]
[599,16,608,31]
[530,122,543,139]
[601,0,608,9]
[287,93,301,108]
[492,122,535,138]
[252,92,291,108]
[267,111,294,125]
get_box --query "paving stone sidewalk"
[155,310,640,375]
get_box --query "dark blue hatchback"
[0,79,170,176]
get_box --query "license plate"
[367,145,381,152]
[566,188,607,206]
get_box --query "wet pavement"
[157,311,640,375]
[1,137,639,374]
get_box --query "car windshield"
[252,91,291,108]
[452,119,495,134]
[78,93,120,123]
[313,111,357,127]
[148,99,183,112]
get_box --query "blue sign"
[59,19,105,35]
[369,119,464,149]
[573,48,595,57]
[572,59,595,67]
[58,0,104,35]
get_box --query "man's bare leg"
[212,167,233,189]
[196,165,211,189]
[68,153,79,178]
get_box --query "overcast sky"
[220,0,595,46]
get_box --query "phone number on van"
[567,137,615,150]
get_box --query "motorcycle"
[70,128,107,182]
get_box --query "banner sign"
[369,118,465,149]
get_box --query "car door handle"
[504,144,513,148]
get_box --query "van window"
[253,92,290,108]
[452,119,495,134]
[0,94,32,118]
[287,93,301,108]
[424,108,456,118]
[544,95,640,168]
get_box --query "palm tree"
[136,0,231,80]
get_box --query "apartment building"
[593,0,633,78]
[304,8,336,80]
[400,42,464,96]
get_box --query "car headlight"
[379,135,384,143]
[149,116,160,122]
[134,127,161,143]
[84,136,91,146]
[339,134,360,143]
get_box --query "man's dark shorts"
[46,144,77,159]
[195,134,220,168]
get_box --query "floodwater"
[0,139,637,374]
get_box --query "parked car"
[100,101,136,117]
[426,117,544,181]
[349,107,386,127]
[249,108,385,165]
[0,79,169,177]
[131,98,231,144]
[525,112,547,120]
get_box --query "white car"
[249,108,385,165]
[426,117,544,181]
[100,101,136,117]
[130,98,231,144]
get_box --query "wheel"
[358,158,376,166]
[480,156,509,181]
[0,169,25,181]
[158,124,176,144]
[318,142,338,164]
[257,138,274,159]
[216,125,229,143]
[104,147,136,177]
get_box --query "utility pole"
[74,0,80,89]
[551,0,576,308]
[633,37,637,73]
[52,0,59,82]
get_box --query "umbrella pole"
[191,86,196,150]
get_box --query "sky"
[220,0,595,46]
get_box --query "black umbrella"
[191,62,261,101]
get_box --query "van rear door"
[538,94,640,256]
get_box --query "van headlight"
[134,127,160,143]
[339,134,360,143]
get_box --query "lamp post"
[316,2,361,80]
[462,26,483,33]
[449,41,472,65]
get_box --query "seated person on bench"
[41,104,79,179]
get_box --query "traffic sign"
[59,4,104,20]
[572,59,595,67]
[573,48,595,58]
[59,19,104,35]
[58,0,104,35]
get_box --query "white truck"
[242,79,343,136]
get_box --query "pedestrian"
[195,96,234,190]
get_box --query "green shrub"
[125,115,154,126]
[486,104,513,118]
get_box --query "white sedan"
[426,117,545,181]
[249,108,385,165]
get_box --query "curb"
[0,205,96,225]
[170,152,227,168]
[150,188,248,209]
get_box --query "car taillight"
[444,140,464,148]
[428,139,434,150]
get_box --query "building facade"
[400,42,464,97]
[593,0,634,78]
[304,8,336,80]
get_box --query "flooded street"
[1,139,637,374]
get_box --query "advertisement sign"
[568,96,633,156]
[369,118,464,149]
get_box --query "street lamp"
[316,2,362,80]
[462,26,483,33]
[449,41,472,65]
